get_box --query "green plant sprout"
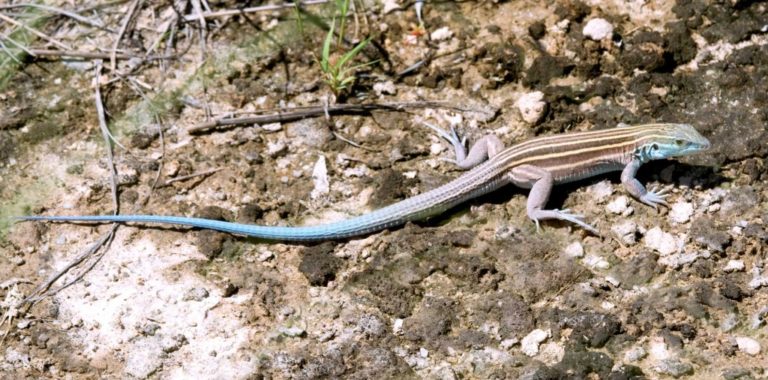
[318,0,375,97]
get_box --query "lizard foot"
[640,185,670,210]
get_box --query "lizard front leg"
[509,164,599,234]
[423,122,505,169]
[621,158,669,209]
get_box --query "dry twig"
[111,0,140,72]
[27,48,177,60]
[0,3,114,32]
[0,13,72,50]
[188,101,496,134]
[182,0,328,21]
[20,61,122,306]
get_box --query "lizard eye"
[651,143,659,150]
[675,139,684,146]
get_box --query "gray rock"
[653,358,694,378]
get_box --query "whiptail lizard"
[19,123,711,241]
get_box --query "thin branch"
[189,0,207,60]
[111,0,140,72]
[182,0,328,21]
[0,3,115,32]
[188,101,497,134]
[27,48,177,61]
[94,61,121,214]
[158,167,222,187]
[0,13,72,51]
[19,61,123,307]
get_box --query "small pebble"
[382,0,401,13]
[606,196,630,215]
[516,91,547,124]
[266,140,287,157]
[590,181,614,203]
[669,201,694,223]
[310,155,329,199]
[393,318,404,335]
[611,220,638,245]
[735,337,761,356]
[563,242,584,258]
[654,358,694,378]
[373,81,397,96]
[583,254,610,269]
[624,346,647,362]
[521,329,550,356]
[182,287,209,302]
[261,122,282,132]
[658,252,705,269]
[279,326,305,337]
[644,227,680,256]
[583,18,614,40]
[430,26,453,41]
[748,267,768,289]
[500,338,518,349]
[723,260,745,272]
[721,313,739,332]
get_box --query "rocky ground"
[0,0,767,378]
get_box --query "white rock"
[538,342,565,365]
[310,155,329,199]
[393,318,404,335]
[735,337,761,355]
[583,254,610,269]
[279,326,305,337]
[500,338,518,349]
[748,271,768,289]
[611,220,638,244]
[261,122,282,132]
[605,276,621,287]
[590,181,614,203]
[722,313,739,332]
[644,227,679,256]
[669,201,694,224]
[564,242,584,258]
[266,140,287,157]
[382,0,401,14]
[624,346,647,362]
[606,196,630,215]
[373,81,397,96]
[658,252,704,269]
[430,26,453,41]
[648,336,670,360]
[583,18,614,40]
[723,260,745,272]
[521,329,550,356]
[516,91,547,124]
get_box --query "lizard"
[19,123,711,241]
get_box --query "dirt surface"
[1,0,767,378]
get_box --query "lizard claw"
[422,122,467,162]
[640,185,670,209]
[553,208,598,234]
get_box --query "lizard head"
[639,123,711,161]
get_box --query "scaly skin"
[19,123,711,241]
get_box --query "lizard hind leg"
[422,122,505,170]
[509,164,599,234]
